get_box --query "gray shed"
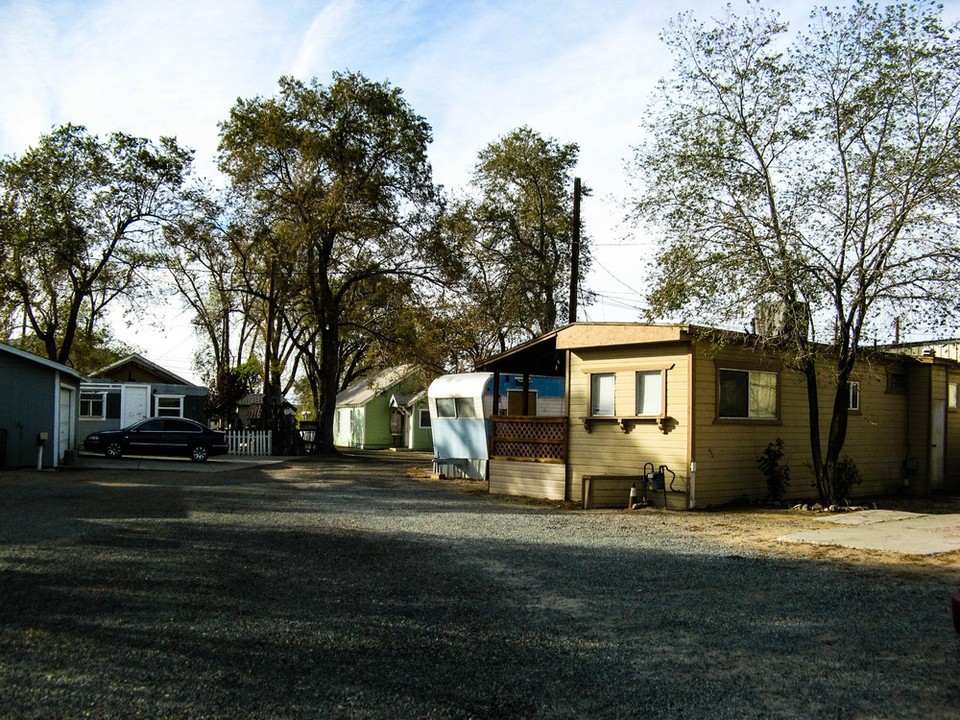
[0,343,82,468]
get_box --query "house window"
[718,368,778,419]
[155,395,184,417]
[590,373,616,416]
[80,392,106,419]
[848,381,860,412]
[419,409,432,428]
[635,370,664,417]
[887,372,907,394]
[949,382,959,410]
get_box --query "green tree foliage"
[0,124,193,365]
[447,126,590,360]
[217,72,442,452]
[633,1,960,504]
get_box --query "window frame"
[847,380,861,413]
[635,369,666,418]
[80,391,107,420]
[715,362,781,422]
[886,371,907,394]
[418,408,432,428]
[154,395,185,418]
[589,372,616,417]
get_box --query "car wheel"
[105,442,123,459]
[190,444,209,463]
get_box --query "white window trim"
[418,408,432,428]
[80,391,107,420]
[154,395,185,418]
[635,369,666,417]
[848,381,861,412]
[590,373,616,417]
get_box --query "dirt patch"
[408,467,960,581]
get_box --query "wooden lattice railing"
[490,416,567,463]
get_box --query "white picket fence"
[226,430,273,456]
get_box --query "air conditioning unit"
[754,301,810,339]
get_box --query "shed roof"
[336,365,417,407]
[0,342,83,379]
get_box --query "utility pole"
[568,177,582,323]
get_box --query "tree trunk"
[802,356,828,506]
[314,311,341,454]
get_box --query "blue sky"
[2,0,958,381]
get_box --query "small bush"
[758,438,791,502]
[832,455,863,503]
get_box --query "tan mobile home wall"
[566,343,691,508]
[947,369,960,492]
[691,345,911,507]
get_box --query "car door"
[162,418,200,456]
[126,419,166,455]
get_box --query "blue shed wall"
[0,352,58,467]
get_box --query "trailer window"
[436,398,456,418]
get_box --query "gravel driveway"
[1,454,958,719]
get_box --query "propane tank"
[628,482,638,509]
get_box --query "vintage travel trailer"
[428,371,564,480]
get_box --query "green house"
[334,366,433,451]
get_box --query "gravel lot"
[1,453,959,719]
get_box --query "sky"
[2,0,958,383]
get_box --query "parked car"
[84,417,228,462]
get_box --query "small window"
[635,370,664,416]
[949,382,959,410]
[590,373,616,416]
[435,397,478,419]
[80,392,106,419]
[848,381,860,411]
[887,372,907,394]
[419,409,432,428]
[507,389,538,416]
[155,395,184,417]
[435,398,456,418]
[718,368,778,419]
[455,397,478,419]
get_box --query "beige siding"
[489,460,565,500]
[567,344,691,506]
[947,371,960,492]
[692,348,911,506]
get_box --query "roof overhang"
[475,323,695,376]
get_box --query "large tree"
[633,1,960,504]
[0,124,193,366]
[217,72,442,453]
[449,127,590,358]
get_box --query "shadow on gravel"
[1,458,959,719]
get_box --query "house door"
[121,385,150,426]
[931,398,946,490]
[58,385,75,462]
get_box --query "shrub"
[832,455,863,503]
[758,438,791,502]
